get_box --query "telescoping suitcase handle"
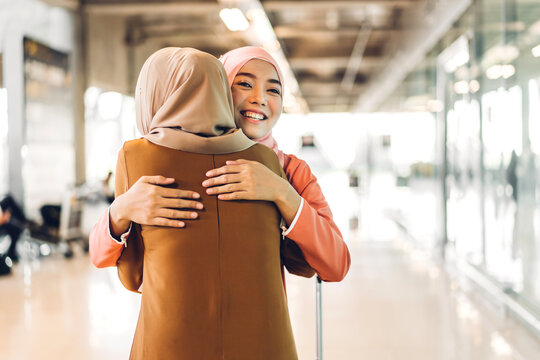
[315,276,323,360]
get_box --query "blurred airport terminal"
[1,0,540,359]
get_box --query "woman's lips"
[240,110,267,124]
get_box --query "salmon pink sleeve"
[89,209,126,268]
[282,154,351,282]
[89,146,131,268]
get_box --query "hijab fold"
[220,47,286,166]
[136,47,254,154]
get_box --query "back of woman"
[119,139,296,359]
[114,48,297,359]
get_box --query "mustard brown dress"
[112,46,302,359]
[116,138,298,360]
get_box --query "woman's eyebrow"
[236,72,282,88]
[236,72,256,79]
[268,79,282,88]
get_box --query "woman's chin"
[242,127,270,140]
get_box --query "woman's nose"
[248,88,267,106]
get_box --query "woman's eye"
[237,81,252,88]
[269,88,281,95]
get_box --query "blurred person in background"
[0,194,26,263]
[101,171,115,204]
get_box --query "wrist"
[274,180,302,226]
[109,197,131,236]
[274,177,292,204]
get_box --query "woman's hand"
[109,175,203,236]
[203,159,285,201]
[203,159,301,225]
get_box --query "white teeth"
[244,111,264,120]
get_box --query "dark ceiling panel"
[81,0,424,112]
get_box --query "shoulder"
[248,143,282,174]
[121,139,163,161]
[122,138,150,153]
[283,153,312,177]
[251,142,277,156]
[282,153,320,194]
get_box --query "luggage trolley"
[57,189,85,257]
[27,187,86,258]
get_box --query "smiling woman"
[231,59,283,139]
[207,47,351,281]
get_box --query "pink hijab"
[220,46,286,167]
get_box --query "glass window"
[380,0,540,312]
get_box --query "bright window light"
[469,80,480,93]
[530,19,540,35]
[97,91,123,120]
[454,80,470,94]
[486,65,503,80]
[483,44,520,66]
[490,333,513,356]
[445,50,470,73]
[427,99,443,112]
[219,8,249,32]
[501,64,516,79]
[532,44,540,57]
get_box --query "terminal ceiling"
[49,0,437,113]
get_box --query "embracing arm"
[283,155,350,281]
[88,166,203,268]
[204,159,301,224]
[88,146,132,268]
[203,155,350,281]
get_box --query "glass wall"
[22,37,74,218]
[84,87,137,187]
[381,0,540,316]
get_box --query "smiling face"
[231,59,283,139]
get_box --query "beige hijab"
[135,47,254,154]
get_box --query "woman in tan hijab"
[116,47,299,359]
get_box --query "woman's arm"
[110,175,203,235]
[203,159,301,224]
[112,146,143,293]
[203,156,351,281]
[281,156,350,281]
[88,175,204,268]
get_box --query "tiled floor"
[1,232,540,359]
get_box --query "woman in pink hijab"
[90,47,350,283]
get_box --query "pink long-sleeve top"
[89,153,351,282]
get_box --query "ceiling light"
[442,36,470,73]
[325,10,339,30]
[487,64,515,80]
[530,19,540,35]
[501,64,515,79]
[445,51,470,73]
[454,80,470,94]
[532,44,540,57]
[469,80,480,93]
[219,8,249,32]
[486,65,502,80]
[482,44,520,68]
